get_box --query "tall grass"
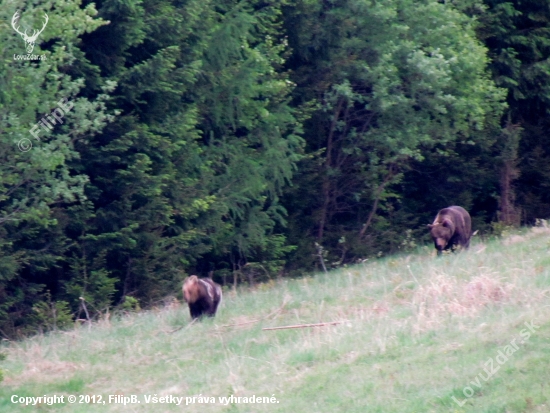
[1,227,549,412]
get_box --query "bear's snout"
[435,238,447,250]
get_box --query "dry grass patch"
[412,272,515,332]
[530,226,550,236]
[503,234,526,245]
[4,352,84,386]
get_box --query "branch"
[0,208,22,224]
[217,296,290,329]
[262,321,347,331]
[314,242,328,273]
[318,97,346,239]
[168,317,197,334]
[359,164,396,239]
[77,297,92,331]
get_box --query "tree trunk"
[318,98,344,240]
[359,164,396,239]
[498,122,521,226]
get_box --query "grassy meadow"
[1,226,550,412]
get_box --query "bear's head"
[183,275,200,303]
[428,219,454,251]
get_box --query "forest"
[0,0,549,337]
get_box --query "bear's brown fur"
[182,275,222,319]
[428,206,472,256]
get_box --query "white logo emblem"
[11,11,49,54]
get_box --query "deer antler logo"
[11,11,49,54]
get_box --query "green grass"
[1,227,550,412]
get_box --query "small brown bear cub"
[428,206,472,256]
[182,275,222,319]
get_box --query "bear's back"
[441,206,471,237]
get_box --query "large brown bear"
[428,206,472,256]
[182,275,222,319]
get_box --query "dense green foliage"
[0,0,549,336]
[282,0,505,268]
[478,0,550,222]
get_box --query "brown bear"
[182,275,222,319]
[428,206,472,256]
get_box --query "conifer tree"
[0,1,113,336]
[75,0,303,304]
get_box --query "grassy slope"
[1,227,550,413]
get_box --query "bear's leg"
[190,302,205,319]
[189,304,199,319]
[443,242,454,254]
[205,301,217,317]
[448,234,461,253]
[454,234,468,251]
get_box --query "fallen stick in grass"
[169,296,291,333]
[262,321,346,331]
[216,296,290,329]
[168,317,197,334]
